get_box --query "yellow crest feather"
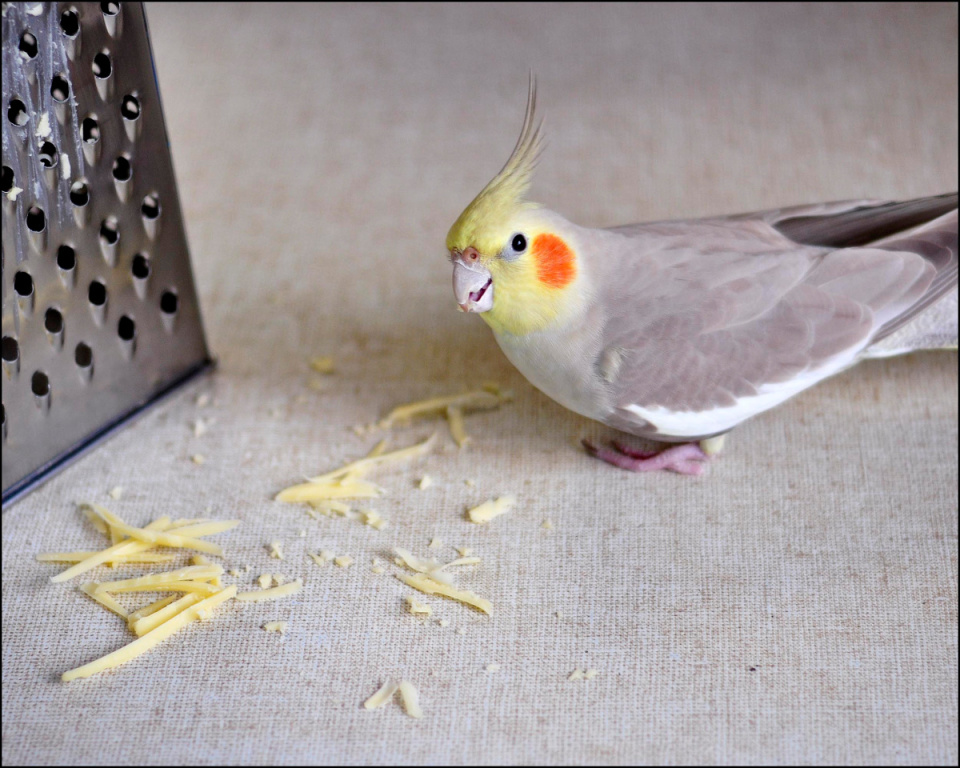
[446,77,544,255]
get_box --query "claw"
[582,439,711,475]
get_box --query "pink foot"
[582,439,710,476]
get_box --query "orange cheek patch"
[533,233,576,289]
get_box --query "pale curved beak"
[452,256,494,313]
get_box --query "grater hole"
[32,371,50,397]
[61,8,80,37]
[160,290,179,315]
[1,337,19,363]
[45,308,64,334]
[132,253,150,278]
[118,315,135,341]
[70,180,90,206]
[93,51,112,80]
[51,74,70,102]
[26,206,45,232]
[112,155,132,181]
[19,32,39,60]
[121,94,140,120]
[100,217,119,245]
[39,141,59,168]
[88,280,107,306]
[2,166,12,194]
[75,342,93,368]
[58,244,77,270]
[8,99,29,127]
[141,193,161,219]
[101,2,120,16]
[82,116,100,144]
[14,272,33,297]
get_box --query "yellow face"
[448,214,578,336]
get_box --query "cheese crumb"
[191,454,206,465]
[568,669,584,681]
[541,519,554,530]
[6,186,23,201]
[107,486,123,500]
[456,627,466,635]
[272,574,286,586]
[464,478,476,487]
[228,569,241,577]
[406,596,432,616]
[268,541,284,560]
[456,546,473,557]
[263,621,287,635]
[258,574,273,589]
[193,419,208,437]
[35,112,51,138]
[364,680,399,710]
[418,475,433,490]
[437,619,450,627]
[371,565,385,575]
[308,552,328,567]
[428,537,442,549]
[196,393,211,408]
[584,669,599,679]
[397,680,423,719]
[486,663,501,672]
[334,555,354,568]
[309,356,336,374]
[298,529,306,538]
[60,153,71,180]
[466,496,516,524]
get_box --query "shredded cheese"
[91,565,223,594]
[36,552,176,564]
[268,541,284,560]
[235,578,302,602]
[406,596,432,616]
[309,356,336,374]
[456,547,473,557]
[397,680,423,719]
[584,669,599,679]
[378,390,500,429]
[364,680,399,710]
[127,594,180,624]
[445,405,469,447]
[131,593,203,636]
[541,519,554,530]
[486,663,501,672]
[334,556,353,568]
[428,537,442,549]
[258,574,273,588]
[108,486,123,500]
[276,479,383,503]
[62,586,237,681]
[568,669,584,681]
[418,475,433,490]
[79,582,129,619]
[466,496,516,524]
[263,621,288,634]
[191,454,206,465]
[396,572,492,615]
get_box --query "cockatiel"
[446,82,958,474]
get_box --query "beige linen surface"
[2,3,957,765]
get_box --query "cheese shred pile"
[274,435,436,525]
[37,504,296,682]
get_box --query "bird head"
[446,80,582,336]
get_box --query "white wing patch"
[622,350,862,437]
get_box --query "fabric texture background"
[2,3,957,765]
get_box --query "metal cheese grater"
[2,2,212,506]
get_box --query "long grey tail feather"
[774,192,958,249]
[774,193,958,347]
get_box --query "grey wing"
[596,194,958,439]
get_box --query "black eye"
[511,234,527,252]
